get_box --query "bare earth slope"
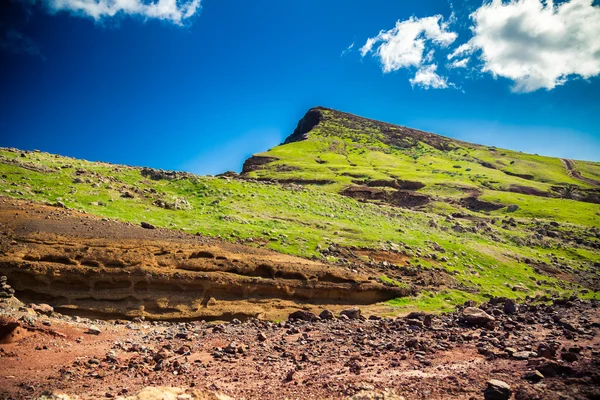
[0,198,405,321]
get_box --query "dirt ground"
[0,296,598,399]
[0,198,598,399]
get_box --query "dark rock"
[340,308,361,320]
[515,385,544,400]
[561,352,578,362]
[503,299,519,314]
[319,309,334,320]
[537,361,573,377]
[523,370,544,382]
[140,222,156,229]
[288,310,318,322]
[484,379,511,400]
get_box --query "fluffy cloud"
[359,0,600,92]
[360,15,457,89]
[449,58,469,69]
[409,64,449,89]
[461,0,600,92]
[43,0,201,25]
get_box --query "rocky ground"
[0,288,598,400]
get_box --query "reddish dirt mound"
[0,320,31,344]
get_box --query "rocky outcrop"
[0,200,408,321]
[341,186,430,208]
[282,107,324,144]
[241,156,279,174]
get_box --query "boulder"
[29,303,54,316]
[484,379,511,400]
[288,310,318,322]
[461,307,495,326]
[503,299,519,314]
[319,309,334,320]
[340,308,361,320]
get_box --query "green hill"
[243,107,600,225]
[1,106,599,313]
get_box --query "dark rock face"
[356,179,426,191]
[241,156,279,174]
[281,106,461,151]
[282,107,324,145]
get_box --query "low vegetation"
[1,107,599,313]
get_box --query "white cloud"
[447,43,472,60]
[449,58,469,68]
[409,64,449,89]
[465,0,600,92]
[341,42,354,57]
[44,0,201,25]
[360,15,457,74]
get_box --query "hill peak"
[282,107,459,151]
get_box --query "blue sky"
[1,0,599,174]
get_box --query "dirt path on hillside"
[562,159,600,187]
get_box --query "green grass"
[1,108,598,313]
[387,290,486,313]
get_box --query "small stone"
[523,370,544,382]
[284,369,295,382]
[140,222,155,229]
[154,348,172,362]
[512,351,535,360]
[423,315,433,328]
[86,325,101,335]
[257,332,267,342]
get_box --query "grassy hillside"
[1,107,599,313]
[245,107,600,226]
